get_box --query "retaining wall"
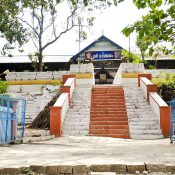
[6,63,94,81]
[145,69,175,77]
[8,85,60,124]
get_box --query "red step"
[89,134,130,139]
[91,104,126,108]
[90,114,128,118]
[90,125,129,130]
[90,117,128,122]
[90,121,128,125]
[90,111,127,115]
[91,109,127,113]
[89,86,130,139]
[89,129,129,135]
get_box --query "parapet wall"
[145,69,175,77]
[121,63,144,73]
[6,63,94,81]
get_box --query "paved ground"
[0,136,175,169]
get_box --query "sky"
[1,0,148,57]
[46,0,147,56]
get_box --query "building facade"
[71,35,124,84]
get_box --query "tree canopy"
[122,0,175,57]
[0,0,124,71]
[0,0,26,54]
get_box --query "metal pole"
[79,24,81,52]
[129,35,131,62]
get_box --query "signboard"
[85,50,121,61]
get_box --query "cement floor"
[0,136,175,168]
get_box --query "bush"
[152,73,175,102]
[0,81,8,94]
[121,49,148,65]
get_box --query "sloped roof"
[71,35,123,61]
[0,55,71,63]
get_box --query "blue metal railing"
[0,95,26,145]
[170,100,175,143]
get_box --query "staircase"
[89,86,130,138]
[124,83,163,139]
[62,85,92,136]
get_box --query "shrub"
[152,73,175,102]
[0,81,8,94]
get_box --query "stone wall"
[121,63,144,73]
[6,63,94,81]
[144,69,175,77]
[8,85,60,124]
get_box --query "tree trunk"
[38,51,43,72]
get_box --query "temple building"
[70,35,124,84]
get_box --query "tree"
[0,0,124,71]
[122,0,175,57]
[0,0,26,55]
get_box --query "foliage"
[152,72,175,102]
[0,0,27,55]
[122,0,175,56]
[148,65,156,69]
[121,49,145,63]
[0,81,8,94]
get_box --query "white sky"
[1,0,148,57]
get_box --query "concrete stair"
[62,85,92,136]
[17,129,55,143]
[124,84,163,140]
[89,86,130,138]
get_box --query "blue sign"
[85,51,121,60]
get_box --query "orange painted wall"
[62,74,76,84]
[50,106,62,137]
[138,74,152,87]
[160,106,170,137]
[147,84,157,102]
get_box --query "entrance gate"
[0,96,26,144]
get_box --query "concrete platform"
[0,136,175,174]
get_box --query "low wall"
[70,63,93,73]
[150,92,170,137]
[6,64,94,81]
[121,63,144,73]
[50,78,76,137]
[138,74,170,137]
[8,85,60,124]
[140,77,157,102]
[6,71,63,81]
[138,73,152,87]
[50,93,69,137]
[145,69,175,77]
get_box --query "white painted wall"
[70,63,94,73]
[113,64,122,85]
[140,77,153,98]
[145,69,175,77]
[6,64,94,81]
[121,63,144,73]
[54,93,69,125]
[8,85,60,124]
[64,78,75,101]
[149,92,168,125]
